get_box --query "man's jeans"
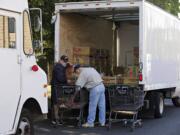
[87,83,106,125]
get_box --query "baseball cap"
[73,64,81,72]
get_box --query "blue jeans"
[87,84,106,125]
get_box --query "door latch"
[17,55,22,64]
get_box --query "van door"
[0,11,21,133]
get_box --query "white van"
[0,0,48,134]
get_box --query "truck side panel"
[0,0,28,13]
[143,2,180,92]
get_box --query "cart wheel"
[130,123,135,132]
[107,122,111,131]
[138,121,143,128]
[52,124,57,128]
[123,121,127,127]
[77,121,82,128]
[130,126,135,132]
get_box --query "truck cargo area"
[59,7,140,85]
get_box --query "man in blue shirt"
[51,55,69,125]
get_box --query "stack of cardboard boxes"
[73,46,96,66]
[123,66,139,84]
[94,49,110,73]
[102,76,123,85]
[72,46,110,73]
[71,46,139,85]
[123,47,139,84]
[102,66,139,85]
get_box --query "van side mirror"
[34,15,41,32]
[29,8,43,53]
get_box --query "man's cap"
[73,64,81,72]
[60,55,69,62]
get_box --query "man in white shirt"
[74,65,106,128]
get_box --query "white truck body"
[0,0,48,134]
[54,0,180,98]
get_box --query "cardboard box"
[133,47,139,57]
[73,55,90,66]
[133,47,139,65]
[134,57,139,65]
[123,77,138,84]
[102,76,123,85]
[73,46,95,56]
[95,49,109,58]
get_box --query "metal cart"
[56,85,88,127]
[107,85,144,131]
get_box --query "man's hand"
[69,86,81,104]
[67,80,72,84]
[75,86,81,91]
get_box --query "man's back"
[76,67,103,89]
[51,63,67,85]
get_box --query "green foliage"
[29,0,56,63]
[148,0,180,16]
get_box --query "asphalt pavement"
[35,100,180,135]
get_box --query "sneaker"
[99,123,105,127]
[82,123,94,128]
[51,120,56,125]
[56,121,63,126]
[51,120,63,126]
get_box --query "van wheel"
[154,92,164,118]
[16,109,34,135]
[172,97,180,107]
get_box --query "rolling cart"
[56,85,88,127]
[107,85,144,131]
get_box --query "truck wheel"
[172,97,180,107]
[16,109,34,135]
[154,92,164,118]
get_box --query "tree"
[148,0,180,16]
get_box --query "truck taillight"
[139,73,143,81]
[31,65,39,72]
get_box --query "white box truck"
[54,0,180,118]
[0,0,48,134]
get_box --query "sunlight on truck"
[54,0,180,120]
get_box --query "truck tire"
[154,92,164,118]
[172,97,180,107]
[16,109,34,135]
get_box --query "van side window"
[0,15,16,48]
[23,11,33,55]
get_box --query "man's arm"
[71,86,81,102]
[75,71,86,88]
[71,72,86,102]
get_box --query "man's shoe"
[82,123,94,128]
[51,120,56,125]
[51,120,63,126]
[56,121,63,126]
[99,123,105,127]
